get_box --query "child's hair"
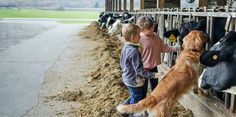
[122,23,140,42]
[136,16,153,29]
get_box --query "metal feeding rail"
[107,6,236,116]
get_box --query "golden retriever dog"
[117,30,208,117]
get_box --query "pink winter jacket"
[139,32,176,70]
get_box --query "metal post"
[113,0,116,11]
[158,14,165,47]
[225,13,232,33]
[123,0,127,11]
[225,93,231,110]
[209,17,213,47]
[159,13,167,63]
[115,0,117,11]
[108,0,112,11]
[206,16,211,49]
[169,14,174,67]
[110,0,113,11]
[229,18,235,31]
[234,18,236,31]
[178,14,183,28]
[119,0,122,11]
[105,0,108,11]
[130,0,134,11]
[230,95,236,113]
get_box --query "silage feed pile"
[47,21,194,117]
[76,21,128,117]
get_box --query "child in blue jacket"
[120,23,161,107]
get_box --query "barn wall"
[164,0,179,8]
[144,0,179,9]
[144,0,157,8]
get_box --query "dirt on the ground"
[45,21,194,117]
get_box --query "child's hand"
[154,72,165,78]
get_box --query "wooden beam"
[157,0,165,8]
[140,0,144,9]
[199,0,208,7]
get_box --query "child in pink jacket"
[136,16,179,92]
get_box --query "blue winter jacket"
[120,43,154,87]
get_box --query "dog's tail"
[116,95,157,113]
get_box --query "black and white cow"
[106,13,122,28]
[98,12,111,29]
[121,13,134,23]
[107,15,160,36]
[199,31,236,94]
[108,16,135,36]
[98,12,134,30]
[163,18,226,48]
[108,19,122,36]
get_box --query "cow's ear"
[200,51,221,67]
[163,29,179,42]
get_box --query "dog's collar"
[188,49,201,52]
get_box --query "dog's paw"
[116,104,126,113]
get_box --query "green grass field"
[0,8,100,19]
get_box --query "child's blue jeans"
[123,81,148,104]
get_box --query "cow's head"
[108,19,122,36]
[199,31,236,92]
[121,15,135,23]
[106,16,116,27]
[122,12,132,21]
[164,19,206,48]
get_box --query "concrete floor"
[0,21,86,117]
